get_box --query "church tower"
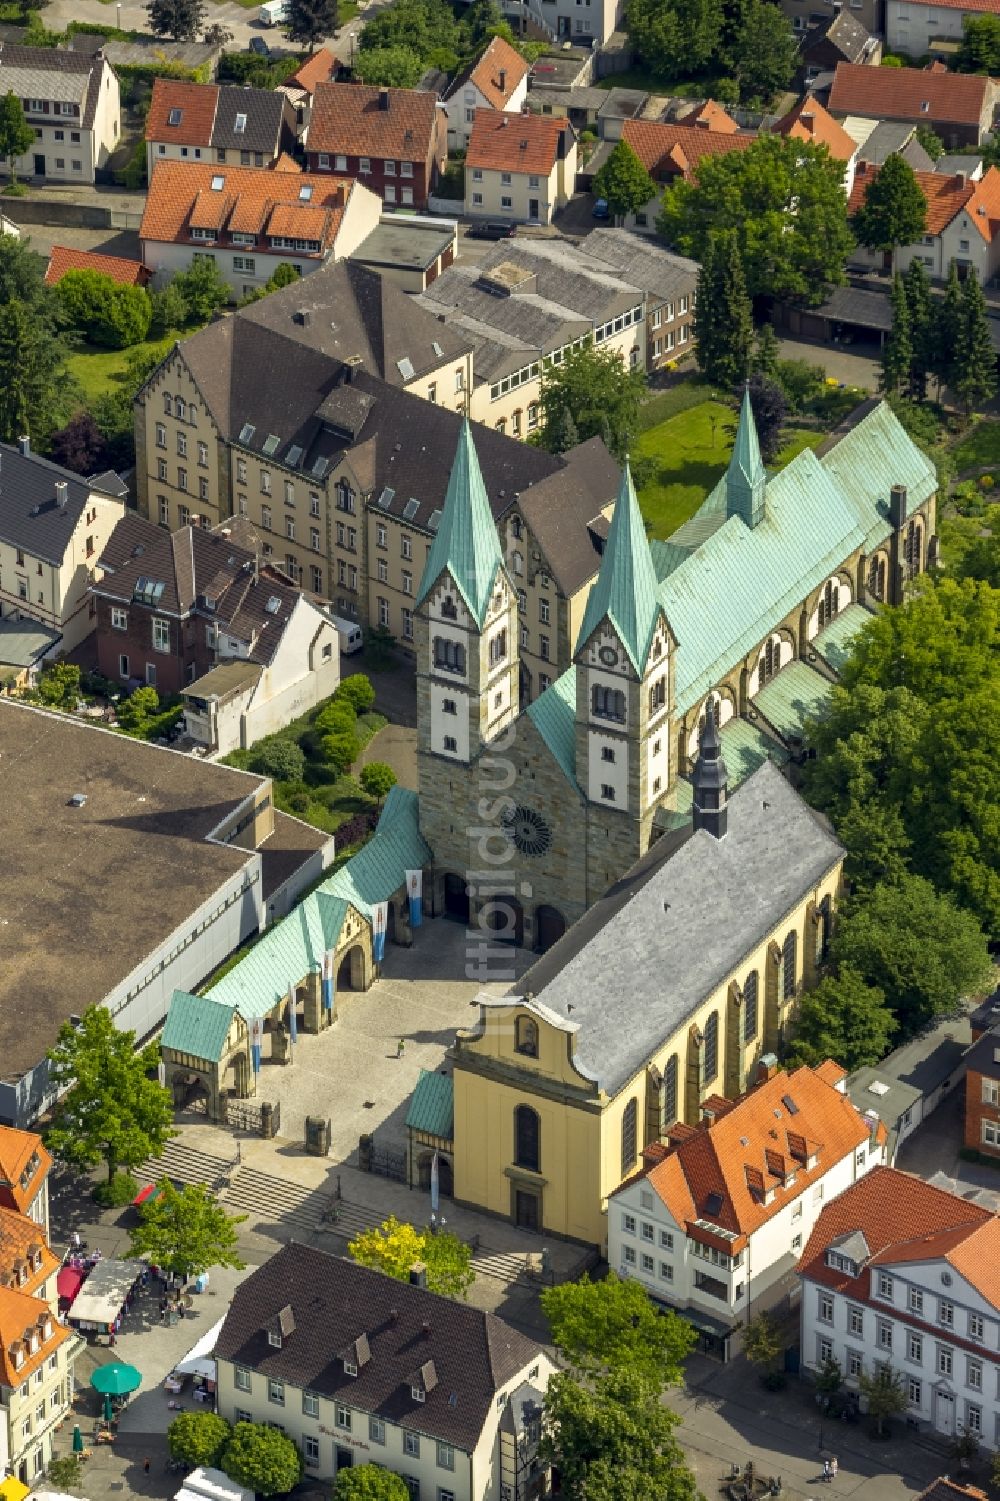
[726,385,766,529]
[414,420,519,779]
[692,701,729,840]
[573,460,673,901]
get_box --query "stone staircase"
[140,1140,237,1196]
[471,1248,531,1286]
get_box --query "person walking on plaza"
[830,1458,838,1481]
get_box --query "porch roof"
[406,1068,454,1142]
[162,990,237,1062]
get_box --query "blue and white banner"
[430,1149,440,1215]
[372,902,388,963]
[321,949,335,1012]
[406,869,423,929]
[250,1018,263,1074]
[287,982,297,1044]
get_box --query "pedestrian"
[830,1458,838,1481]
[822,1460,832,1483]
[144,1458,151,1475]
[70,1230,81,1251]
[397,1038,405,1057]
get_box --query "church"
[413,393,937,951]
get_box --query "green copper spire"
[416,418,504,627]
[576,459,662,673]
[726,385,766,528]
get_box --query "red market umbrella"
[57,1266,86,1306]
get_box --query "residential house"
[442,35,529,152]
[827,62,999,148]
[280,47,338,112]
[778,0,882,52]
[213,1242,556,1493]
[526,85,648,141]
[617,116,755,232]
[772,97,860,196]
[465,112,576,226]
[848,161,1000,280]
[886,0,1000,55]
[139,162,382,293]
[844,117,935,171]
[607,1061,886,1358]
[581,227,699,370]
[0,45,120,185]
[937,152,986,176]
[415,236,649,435]
[970,989,1000,1042]
[43,244,150,287]
[91,514,341,750]
[847,1013,971,1163]
[499,0,624,47]
[145,78,296,179]
[0,439,126,652]
[0,1129,50,1235]
[964,1029,1000,1163]
[799,1166,1000,1447]
[306,83,446,211]
[801,11,881,82]
[916,1484,992,1501]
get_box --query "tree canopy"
[723,0,798,105]
[953,271,997,415]
[786,966,898,1072]
[222,1423,303,1497]
[45,1006,175,1185]
[657,135,853,306]
[0,296,72,444]
[541,1272,696,1385]
[353,45,424,88]
[625,0,721,80]
[537,340,646,460]
[128,1180,246,1278]
[169,1412,231,1469]
[348,1215,474,1299]
[284,0,338,48]
[57,269,152,350]
[147,0,205,39]
[695,229,754,388]
[852,155,927,253]
[335,1464,410,1501]
[592,139,657,221]
[957,11,1000,72]
[0,92,34,182]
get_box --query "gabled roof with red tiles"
[618,1064,879,1243]
[0,1286,71,1390]
[815,1059,847,1088]
[146,78,219,147]
[466,36,530,111]
[828,62,991,127]
[44,245,151,287]
[688,99,740,134]
[773,97,857,163]
[799,1165,1000,1307]
[466,110,572,175]
[287,47,338,97]
[309,81,441,161]
[848,161,1000,241]
[271,152,303,173]
[0,1128,49,1219]
[917,1482,989,1501]
[906,0,1000,12]
[141,161,356,253]
[0,1207,57,1300]
[621,118,756,181]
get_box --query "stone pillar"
[798,605,809,658]
[763,941,783,1054]
[303,969,324,1033]
[272,1023,291,1065]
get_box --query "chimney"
[55,481,68,508]
[294,307,311,326]
[17,435,29,456]
[498,67,506,92]
[889,483,907,530]
[756,1053,779,1084]
[379,88,390,110]
[422,1320,432,1339]
[409,1262,428,1289]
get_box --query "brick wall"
[964,1067,1000,1158]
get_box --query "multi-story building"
[0,1128,51,1236]
[306,83,446,211]
[465,112,576,226]
[0,439,126,652]
[799,1167,1000,1448]
[144,78,297,179]
[885,0,1000,56]
[617,115,755,233]
[0,45,120,185]
[827,64,1000,150]
[139,162,382,294]
[963,1029,1000,1162]
[580,228,699,370]
[773,98,859,197]
[849,162,1000,282]
[442,36,529,153]
[607,1062,886,1358]
[213,1243,555,1494]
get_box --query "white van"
[332,616,363,654]
[258,0,289,24]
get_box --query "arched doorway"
[337,944,367,991]
[535,905,566,953]
[444,873,470,924]
[417,1150,454,1196]
[172,1072,211,1115]
[482,895,523,946]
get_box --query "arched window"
[818,579,840,630]
[440,594,458,620]
[593,685,626,722]
[621,1097,638,1176]
[515,1016,538,1058]
[434,638,465,674]
[511,516,523,540]
[867,555,886,602]
[514,1105,540,1172]
[757,636,780,690]
[512,550,524,576]
[743,971,759,1044]
[905,520,923,575]
[662,1055,678,1128]
[163,393,172,416]
[782,930,797,1001]
[816,895,832,964]
[649,676,666,714]
[703,1011,719,1084]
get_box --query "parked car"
[592,197,610,219]
[466,221,517,241]
[249,33,271,52]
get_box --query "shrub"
[335,810,378,847]
[322,731,360,774]
[315,697,357,736]
[57,269,152,349]
[116,685,160,730]
[221,1421,303,1497]
[149,281,188,337]
[775,357,826,413]
[46,1455,86,1489]
[287,790,311,815]
[249,737,306,783]
[336,673,376,713]
[37,661,81,708]
[359,761,397,801]
[980,473,995,489]
[93,1170,138,1207]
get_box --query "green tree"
[625,0,722,77]
[336,673,376,713]
[46,1455,85,1489]
[335,1464,410,1501]
[266,262,300,291]
[38,662,81,708]
[914,123,945,160]
[129,1180,246,1278]
[353,45,425,87]
[786,966,897,1072]
[723,0,798,105]
[933,259,963,396]
[542,1368,701,1501]
[116,685,160,730]
[853,155,927,253]
[880,273,912,396]
[538,340,645,460]
[0,231,54,307]
[149,281,189,338]
[168,1411,232,1469]
[953,271,997,415]
[348,1215,474,1299]
[858,1362,907,1437]
[545,406,579,454]
[814,1357,844,1400]
[741,1310,782,1375]
[773,356,825,411]
[752,322,780,382]
[359,0,461,68]
[745,372,786,463]
[0,297,72,444]
[321,729,360,773]
[249,736,306,782]
[0,91,34,184]
[957,531,1000,588]
[284,0,338,48]
[902,256,933,399]
[694,229,754,389]
[592,139,657,222]
[172,256,230,320]
[957,11,1000,71]
[58,269,152,350]
[147,0,205,39]
[658,134,853,306]
[359,762,397,801]
[46,1006,175,1186]
[541,1272,695,1385]
[315,698,357,737]
[222,1423,303,1497]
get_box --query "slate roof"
[0,442,122,565]
[828,62,992,128]
[417,418,506,623]
[406,1068,454,1140]
[803,9,875,63]
[162,990,237,1063]
[937,152,985,174]
[214,1244,543,1451]
[810,284,893,332]
[576,461,662,671]
[513,437,619,598]
[579,228,699,305]
[856,119,926,166]
[146,78,291,156]
[508,760,843,1096]
[44,245,150,286]
[309,81,441,160]
[0,44,105,128]
[466,111,572,175]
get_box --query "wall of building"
[0,488,124,652]
[965,1068,1000,1159]
[886,0,965,52]
[240,602,341,749]
[445,76,530,152]
[3,1332,78,1484]
[465,147,577,224]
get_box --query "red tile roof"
[0,1286,71,1390]
[849,161,1000,240]
[287,47,338,96]
[623,1064,881,1244]
[141,161,354,255]
[0,1128,49,1219]
[828,62,991,127]
[917,1484,989,1501]
[44,245,151,287]
[773,97,857,163]
[621,118,756,181]
[467,35,530,111]
[688,99,740,134]
[0,1207,58,1301]
[907,0,1000,11]
[145,78,219,147]
[466,110,572,175]
[309,81,441,161]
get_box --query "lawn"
[948,417,1000,476]
[634,398,824,539]
[597,65,728,99]
[67,332,177,404]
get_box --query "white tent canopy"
[172,1316,225,1380]
[175,1468,253,1501]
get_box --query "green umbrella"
[72,1425,83,1454]
[91,1362,141,1397]
[103,1394,114,1424]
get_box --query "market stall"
[66,1257,145,1344]
[56,1264,87,1313]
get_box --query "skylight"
[238,423,256,444]
[311,456,330,479]
[262,434,281,456]
[235,112,247,133]
[427,508,442,532]
[265,595,282,614]
[396,357,415,380]
[299,185,313,201]
[432,340,443,357]
[168,107,183,126]
[211,174,225,191]
[403,498,419,520]
[133,576,165,606]
[376,486,395,510]
[285,444,303,468]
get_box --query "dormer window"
[441,595,457,620]
[168,107,182,125]
[344,1360,358,1377]
[268,1330,282,1348]
[235,113,247,133]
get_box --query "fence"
[227,1097,281,1137]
